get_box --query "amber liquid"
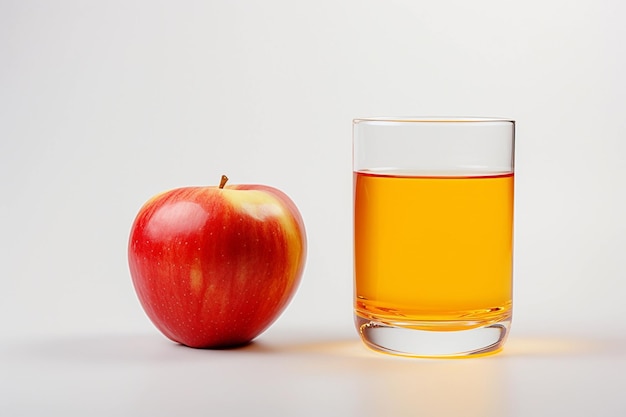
[354,170,513,330]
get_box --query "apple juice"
[354,170,514,329]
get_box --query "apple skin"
[128,178,307,348]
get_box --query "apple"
[128,175,307,348]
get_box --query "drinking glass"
[353,117,515,357]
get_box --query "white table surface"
[2,325,625,417]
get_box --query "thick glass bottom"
[355,313,511,358]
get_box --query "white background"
[1,1,625,416]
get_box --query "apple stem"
[219,175,229,189]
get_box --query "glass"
[353,117,515,358]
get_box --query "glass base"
[355,314,511,358]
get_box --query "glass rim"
[353,116,515,124]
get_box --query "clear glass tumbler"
[353,117,515,357]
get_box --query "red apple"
[128,175,307,348]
